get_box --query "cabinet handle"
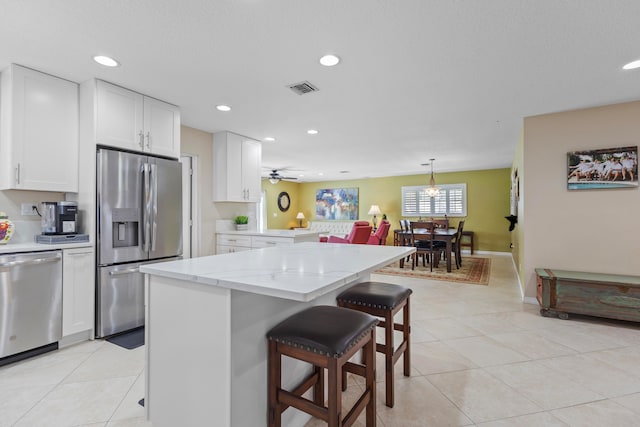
[138,131,144,149]
[146,131,151,149]
[15,163,20,184]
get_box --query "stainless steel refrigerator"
[96,147,182,338]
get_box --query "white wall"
[522,100,640,298]
[180,126,255,256]
[0,190,64,242]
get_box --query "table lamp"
[296,212,305,228]
[367,205,382,231]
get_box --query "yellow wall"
[264,168,512,251]
[262,179,303,229]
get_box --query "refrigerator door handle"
[150,163,158,251]
[142,162,152,252]
[108,267,140,276]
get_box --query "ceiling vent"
[288,81,319,95]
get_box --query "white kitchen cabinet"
[216,234,252,254]
[212,131,262,202]
[95,80,180,158]
[215,231,320,254]
[0,64,79,191]
[62,247,95,337]
[251,235,294,249]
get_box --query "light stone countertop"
[0,241,93,254]
[140,242,414,301]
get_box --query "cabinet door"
[62,248,95,337]
[0,64,79,191]
[96,80,144,151]
[242,139,262,202]
[144,96,180,158]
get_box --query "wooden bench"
[535,268,640,322]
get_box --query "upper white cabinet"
[95,80,180,158]
[212,131,262,202]
[0,64,79,191]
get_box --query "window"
[401,183,467,217]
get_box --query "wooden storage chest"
[535,268,640,322]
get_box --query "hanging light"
[269,177,280,184]
[424,158,440,198]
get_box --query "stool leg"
[403,298,411,377]
[384,310,395,408]
[267,340,281,427]
[327,358,342,427]
[364,329,377,427]
[314,366,324,406]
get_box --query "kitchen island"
[140,242,414,427]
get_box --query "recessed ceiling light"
[318,172,324,176]
[307,129,318,135]
[622,59,640,70]
[319,54,340,66]
[216,105,231,112]
[264,137,275,142]
[93,55,119,67]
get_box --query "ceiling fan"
[265,169,298,184]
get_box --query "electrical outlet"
[21,203,38,216]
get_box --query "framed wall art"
[567,146,638,190]
[315,188,359,220]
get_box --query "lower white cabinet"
[62,247,95,337]
[216,232,320,254]
[251,236,294,249]
[216,234,252,254]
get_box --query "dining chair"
[408,221,443,272]
[431,216,449,230]
[450,220,465,269]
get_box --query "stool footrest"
[343,391,372,427]
[279,389,328,421]
[343,361,366,378]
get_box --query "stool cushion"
[337,282,412,310]
[267,305,378,358]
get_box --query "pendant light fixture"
[425,158,440,198]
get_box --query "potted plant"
[234,215,249,231]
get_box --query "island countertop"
[140,242,414,301]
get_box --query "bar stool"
[267,305,378,427]
[337,282,412,408]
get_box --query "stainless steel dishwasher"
[0,250,63,361]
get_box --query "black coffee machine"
[41,201,78,235]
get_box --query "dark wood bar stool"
[267,305,378,427]
[337,282,412,408]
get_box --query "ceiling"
[2,0,639,182]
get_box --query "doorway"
[180,154,199,258]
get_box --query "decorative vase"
[0,211,15,244]
[236,224,248,231]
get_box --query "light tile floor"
[2,254,640,426]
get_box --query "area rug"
[374,257,491,285]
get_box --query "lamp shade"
[367,205,382,216]
[296,212,305,220]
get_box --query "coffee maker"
[41,201,78,235]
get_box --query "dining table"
[394,228,458,272]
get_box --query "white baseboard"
[523,296,538,305]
